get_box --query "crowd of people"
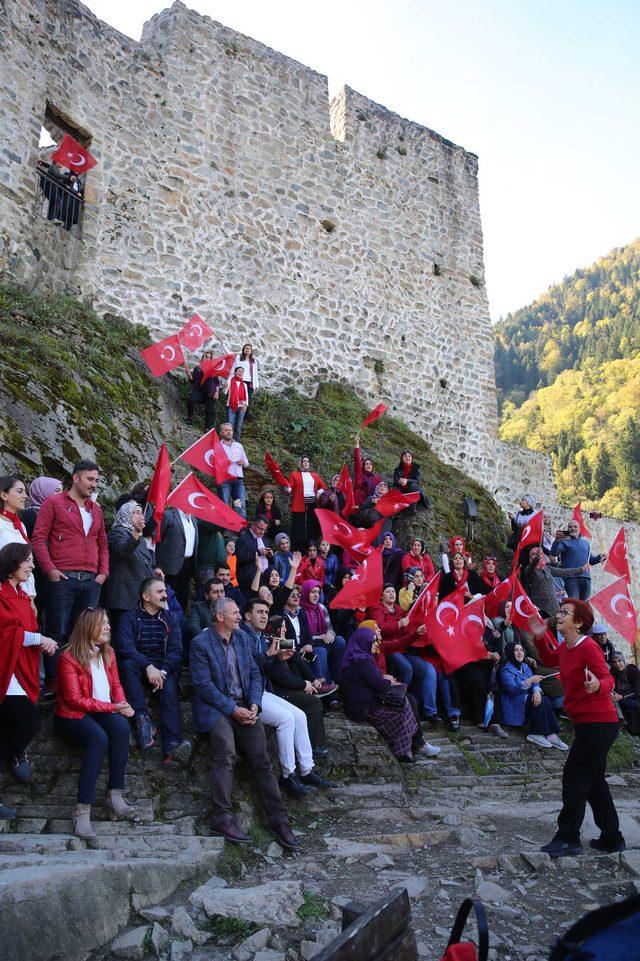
[0,351,636,858]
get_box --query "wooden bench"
[312,888,418,961]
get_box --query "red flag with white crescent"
[423,592,488,672]
[329,546,384,610]
[315,508,384,562]
[508,577,547,634]
[572,502,591,538]
[360,403,387,429]
[146,444,171,543]
[604,527,630,582]
[484,574,515,620]
[265,452,290,489]
[167,472,247,532]
[50,133,97,174]
[589,575,639,645]
[178,315,214,352]
[511,509,544,570]
[140,334,185,377]
[336,464,355,519]
[178,429,233,484]
[374,488,420,518]
[201,353,237,383]
[405,573,441,641]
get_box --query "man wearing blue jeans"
[551,520,606,601]
[217,421,248,518]
[32,459,108,692]
[116,577,191,765]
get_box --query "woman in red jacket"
[55,608,136,839]
[352,434,381,508]
[286,456,327,551]
[534,598,624,858]
[0,543,57,817]
[401,538,436,581]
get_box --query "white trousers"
[259,691,314,776]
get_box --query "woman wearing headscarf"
[401,538,436,581]
[340,627,428,762]
[478,556,500,594]
[357,481,392,543]
[381,532,404,590]
[611,651,640,735]
[21,477,63,538]
[103,501,155,635]
[0,543,57,804]
[439,552,483,599]
[392,451,429,509]
[521,546,586,618]
[286,456,327,551]
[499,640,566,748]
[352,434,382,508]
[299,580,346,686]
[510,495,536,531]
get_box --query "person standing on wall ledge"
[225,366,249,441]
[229,343,259,414]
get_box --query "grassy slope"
[0,283,509,561]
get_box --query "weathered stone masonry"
[0,0,638,612]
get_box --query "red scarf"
[480,559,499,589]
[453,568,469,591]
[0,580,40,702]
[228,377,248,411]
[0,509,28,539]
[402,461,412,478]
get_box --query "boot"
[72,803,96,840]
[104,789,136,821]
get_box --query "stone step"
[45,817,194,837]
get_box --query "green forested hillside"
[495,239,640,520]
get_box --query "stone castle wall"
[0,0,638,634]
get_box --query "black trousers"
[166,556,195,610]
[452,660,493,724]
[555,722,623,844]
[208,715,287,827]
[281,689,325,749]
[0,696,42,764]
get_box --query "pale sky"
[83,0,640,321]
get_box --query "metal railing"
[35,165,84,233]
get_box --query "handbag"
[379,682,407,711]
[440,899,488,961]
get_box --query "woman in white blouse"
[0,476,36,597]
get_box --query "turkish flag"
[265,452,290,489]
[374,488,420,518]
[512,509,544,570]
[147,444,171,543]
[590,575,639,645]
[140,335,185,377]
[50,134,97,174]
[406,573,441,640]
[178,315,214,352]
[604,527,630,582]
[201,353,237,383]
[572,502,591,538]
[329,546,383,610]
[508,577,547,634]
[178,429,233,484]
[336,464,355,519]
[484,575,515,620]
[361,403,387,429]
[424,593,488,673]
[167,472,247,533]
[315,508,384,562]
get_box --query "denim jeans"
[387,653,459,718]
[45,575,102,679]
[218,478,247,518]
[54,712,130,804]
[227,406,247,441]
[118,659,181,753]
[563,575,592,600]
[311,636,346,684]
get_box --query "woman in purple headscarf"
[21,478,63,539]
[299,580,346,688]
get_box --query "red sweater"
[32,491,108,576]
[537,634,617,724]
[401,551,436,580]
[55,649,126,719]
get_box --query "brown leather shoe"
[270,820,300,850]
[211,819,252,844]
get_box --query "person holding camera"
[550,520,607,601]
[239,602,333,796]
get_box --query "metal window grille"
[35,164,84,234]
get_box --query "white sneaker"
[527,734,554,749]
[547,734,570,751]
[417,742,441,757]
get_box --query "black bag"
[379,683,407,711]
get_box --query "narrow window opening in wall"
[320,219,336,233]
[439,378,448,389]
[35,105,92,236]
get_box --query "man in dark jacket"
[188,578,225,634]
[116,577,191,764]
[189,596,298,849]
[215,563,246,613]
[154,507,199,609]
[235,516,272,594]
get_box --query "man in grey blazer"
[190,596,299,849]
